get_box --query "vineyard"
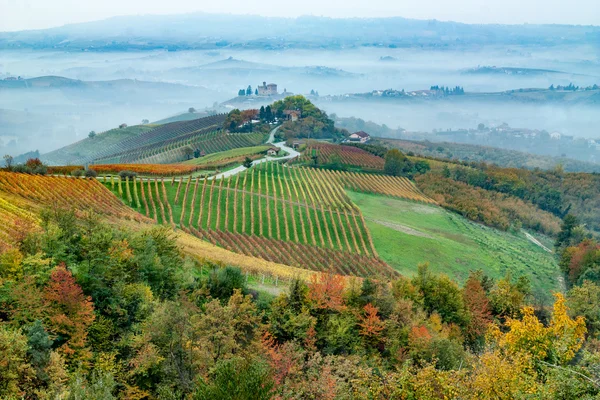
[0,172,145,249]
[332,170,436,203]
[303,142,385,170]
[106,163,402,279]
[91,114,227,161]
[95,130,267,164]
[42,125,154,166]
[92,164,207,176]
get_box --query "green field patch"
[347,190,560,296]
[182,145,271,166]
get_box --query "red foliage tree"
[43,264,95,360]
[358,303,385,339]
[307,273,345,311]
[463,275,492,345]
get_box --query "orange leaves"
[463,276,492,342]
[358,303,385,339]
[0,171,141,222]
[307,273,346,311]
[91,163,203,176]
[43,264,95,359]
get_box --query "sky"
[0,0,598,31]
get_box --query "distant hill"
[322,87,600,106]
[1,13,598,51]
[376,138,600,173]
[0,76,228,156]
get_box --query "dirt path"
[522,230,553,253]
[366,218,434,239]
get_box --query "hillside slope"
[348,191,560,297]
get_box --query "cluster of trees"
[549,83,588,91]
[258,105,275,123]
[433,161,600,234]
[429,85,465,95]
[384,149,430,178]
[415,173,561,235]
[238,85,258,96]
[548,83,600,91]
[3,156,48,175]
[272,97,348,141]
[223,109,259,132]
[0,207,598,398]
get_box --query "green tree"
[242,157,253,168]
[384,149,409,176]
[26,320,53,384]
[193,357,273,400]
[206,266,246,300]
[555,214,581,249]
[88,131,96,139]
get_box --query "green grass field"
[182,145,272,166]
[347,191,560,296]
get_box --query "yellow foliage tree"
[496,293,586,365]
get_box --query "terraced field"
[43,125,155,166]
[105,163,412,279]
[95,130,267,164]
[302,142,385,170]
[0,172,145,249]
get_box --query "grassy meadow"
[347,191,560,296]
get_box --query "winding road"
[209,125,300,180]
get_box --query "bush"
[118,170,137,179]
[206,266,246,300]
[10,158,48,175]
[85,169,98,178]
[71,169,85,177]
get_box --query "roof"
[352,131,370,138]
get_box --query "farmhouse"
[349,131,370,143]
[258,81,278,96]
[283,110,300,122]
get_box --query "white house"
[349,131,370,143]
[550,132,562,140]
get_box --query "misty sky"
[0,0,599,31]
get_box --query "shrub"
[206,266,246,300]
[71,169,85,177]
[118,170,138,179]
[85,169,98,178]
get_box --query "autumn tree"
[307,273,346,312]
[0,325,34,398]
[494,293,586,366]
[358,303,385,346]
[43,264,95,360]
[463,274,492,349]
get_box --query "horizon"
[1,1,599,32]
